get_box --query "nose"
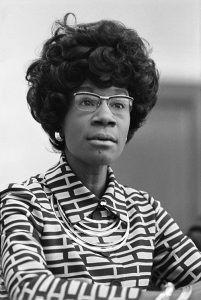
[91,100,116,127]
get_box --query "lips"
[87,133,117,143]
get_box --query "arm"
[1,185,143,300]
[153,200,201,287]
[138,192,201,288]
[138,192,201,300]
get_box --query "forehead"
[78,80,128,95]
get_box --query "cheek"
[62,118,75,146]
[64,125,78,145]
[63,118,85,150]
[120,119,130,141]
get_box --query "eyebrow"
[78,86,128,95]
[77,86,94,92]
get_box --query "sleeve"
[0,185,141,300]
[143,193,201,288]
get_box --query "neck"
[64,151,108,198]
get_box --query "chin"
[89,151,120,166]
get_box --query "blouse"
[1,153,201,300]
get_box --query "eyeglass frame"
[73,91,134,114]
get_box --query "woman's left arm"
[146,193,201,288]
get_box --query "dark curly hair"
[26,13,159,151]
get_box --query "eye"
[110,99,126,110]
[79,97,96,107]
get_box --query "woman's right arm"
[1,186,144,300]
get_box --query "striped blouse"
[1,154,201,300]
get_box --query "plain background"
[0,0,201,232]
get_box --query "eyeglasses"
[73,92,134,115]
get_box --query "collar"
[45,153,128,224]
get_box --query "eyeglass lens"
[74,93,133,114]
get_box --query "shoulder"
[121,185,162,213]
[0,172,47,206]
[0,173,49,236]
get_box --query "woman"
[1,13,201,300]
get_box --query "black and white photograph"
[0,1,201,299]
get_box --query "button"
[111,280,122,286]
[100,200,106,206]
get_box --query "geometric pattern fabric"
[1,154,201,299]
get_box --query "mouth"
[87,133,117,143]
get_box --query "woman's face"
[62,80,131,168]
